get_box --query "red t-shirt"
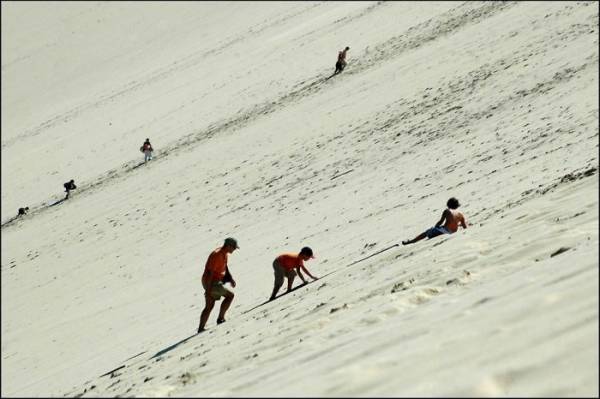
[203,247,228,282]
[276,253,304,271]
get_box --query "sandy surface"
[1,1,598,397]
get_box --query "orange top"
[276,253,304,271]
[203,247,228,282]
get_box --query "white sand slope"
[1,1,598,397]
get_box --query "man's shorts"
[202,280,232,301]
[425,226,450,239]
[273,260,296,287]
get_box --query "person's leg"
[217,291,234,323]
[342,60,347,69]
[402,231,427,245]
[286,270,296,292]
[270,261,284,300]
[198,295,216,332]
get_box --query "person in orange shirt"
[401,197,467,245]
[270,247,318,300]
[197,237,239,333]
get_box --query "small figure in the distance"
[17,207,29,216]
[334,46,350,74]
[140,138,154,162]
[64,179,77,199]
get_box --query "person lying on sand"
[402,197,467,245]
[270,247,318,300]
[197,237,239,333]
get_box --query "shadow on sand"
[49,198,67,207]
[150,333,199,359]
[129,161,147,171]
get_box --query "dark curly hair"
[447,197,460,209]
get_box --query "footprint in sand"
[390,278,415,293]
[407,287,442,305]
[446,270,473,286]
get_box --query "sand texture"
[1,1,598,397]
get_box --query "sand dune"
[1,1,598,397]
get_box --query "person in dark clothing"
[140,138,154,162]
[334,46,350,74]
[17,207,29,216]
[64,179,77,199]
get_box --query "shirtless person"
[401,197,467,245]
[334,46,350,74]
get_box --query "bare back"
[441,208,466,233]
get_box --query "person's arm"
[295,266,308,284]
[434,209,448,227]
[300,265,318,281]
[460,214,468,229]
[223,266,236,287]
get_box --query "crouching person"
[270,246,318,300]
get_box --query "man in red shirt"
[197,237,239,333]
[270,247,318,300]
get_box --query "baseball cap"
[224,237,239,249]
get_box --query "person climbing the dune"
[197,237,239,333]
[140,138,154,162]
[63,179,77,199]
[270,246,318,300]
[401,197,467,245]
[334,46,350,74]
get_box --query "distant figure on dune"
[334,46,350,74]
[17,207,29,216]
[198,237,239,333]
[140,138,154,162]
[270,247,318,300]
[402,197,467,245]
[63,179,77,199]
